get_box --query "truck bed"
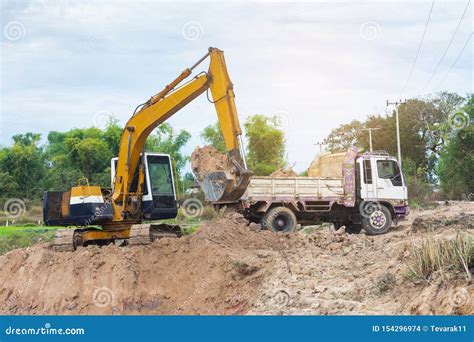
[243,176,344,200]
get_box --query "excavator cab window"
[147,155,173,195]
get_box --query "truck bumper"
[394,205,410,221]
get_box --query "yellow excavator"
[43,47,252,251]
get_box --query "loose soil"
[191,145,232,182]
[0,202,472,315]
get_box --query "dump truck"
[235,148,409,235]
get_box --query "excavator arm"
[111,47,250,221]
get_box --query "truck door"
[359,157,376,200]
[373,158,406,200]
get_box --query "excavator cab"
[43,153,178,227]
[111,153,178,220]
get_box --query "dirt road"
[0,202,472,315]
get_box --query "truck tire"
[362,205,392,235]
[262,207,297,233]
[345,224,362,234]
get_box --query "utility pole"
[386,99,406,168]
[313,141,325,152]
[361,127,380,152]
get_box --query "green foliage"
[244,115,285,176]
[1,116,192,199]
[0,227,58,255]
[0,133,45,199]
[146,123,191,176]
[437,94,474,199]
[44,125,116,189]
[323,92,470,201]
[201,123,226,153]
[324,120,364,152]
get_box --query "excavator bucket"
[200,169,252,203]
[191,145,252,203]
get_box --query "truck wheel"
[345,224,362,234]
[362,205,392,235]
[262,207,297,233]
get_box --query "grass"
[0,203,218,254]
[0,226,62,255]
[406,233,473,283]
[373,272,396,294]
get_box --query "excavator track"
[129,224,181,246]
[51,229,75,252]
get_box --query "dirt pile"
[0,217,306,315]
[191,145,231,182]
[269,168,298,177]
[0,202,472,315]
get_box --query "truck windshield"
[147,155,174,195]
[376,160,402,186]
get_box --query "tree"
[0,133,46,199]
[324,120,364,152]
[145,123,191,176]
[437,94,474,199]
[200,123,226,153]
[244,115,285,176]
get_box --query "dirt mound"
[0,218,305,315]
[191,145,231,182]
[270,168,298,177]
[0,203,472,315]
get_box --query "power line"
[419,0,471,95]
[433,32,473,91]
[399,0,435,98]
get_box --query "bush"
[406,233,473,283]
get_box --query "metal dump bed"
[243,176,344,200]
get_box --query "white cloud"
[0,0,472,172]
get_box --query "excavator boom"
[111,47,250,220]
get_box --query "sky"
[0,0,472,172]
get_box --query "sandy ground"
[0,202,472,315]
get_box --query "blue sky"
[0,0,472,172]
